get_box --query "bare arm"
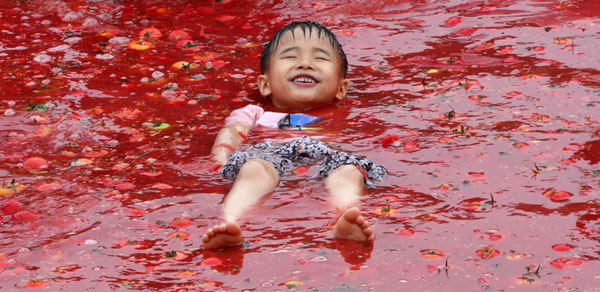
[211,121,251,165]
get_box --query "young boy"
[202,21,385,249]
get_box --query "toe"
[355,216,365,225]
[225,221,241,235]
[344,207,360,221]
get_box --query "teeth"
[293,77,316,83]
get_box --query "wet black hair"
[260,21,349,78]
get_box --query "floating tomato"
[488,234,502,241]
[421,249,445,258]
[284,280,302,288]
[171,61,198,70]
[512,141,529,149]
[0,181,25,196]
[502,57,519,63]
[84,150,109,158]
[373,206,397,216]
[380,195,402,202]
[168,30,191,41]
[551,243,574,252]
[381,134,399,148]
[12,210,38,222]
[1,199,22,215]
[454,27,477,36]
[140,171,162,177]
[553,37,573,44]
[394,228,415,236]
[193,52,216,61]
[468,172,485,178]
[210,60,227,68]
[240,22,253,30]
[404,140,419,152]
[163,251,188,260]
[497,46,514,54]
[171,217,192,227]
[23,157,49,171]
[128,40,151,50]
[139,27,162,40]
[125,208,146,217]
[438,137,454,143]
[550,256,583,269]
[97,28,117,37]
[93,41,114,53]
[175,39,198,50]
[339,29,354,36]
[215,14,236,23]
[23,280,45,288]
[468,95,487,101]
[175,270,195,277]
[543,189,573,202]
[115,182,135,191]
[476,247,500,259]
[151,183,173,190]
[443,16,462,27]
[473,42,493,50]
[201,257,222,266]
[169,232,190,240]
[293,167,309,174]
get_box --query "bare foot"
[202,221,243,249]
[332,207,374,242]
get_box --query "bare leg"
[202,159,280,249]
[325,165,374,242]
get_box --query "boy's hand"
[208,162,223,173]
[212,148,230,166]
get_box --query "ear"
[334,79,349,101]
[257,74,272,97]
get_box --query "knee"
[331,164,362,178]
[325,164,365,191]
[239,159,279,182]
[326,164,364,185]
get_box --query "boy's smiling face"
[257,27,348,110]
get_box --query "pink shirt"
[224,105,286,129]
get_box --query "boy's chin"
[271,96,334,111]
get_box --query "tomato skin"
[1,199,22,215]
[23,157,49,171]
[12,211,38,222]
[139,27,162,40]
[552,244,574,252]
[543,189,574,202]
[443,16,462,27]
[128,40,151,50]
[175,39,200,52]
[168,30,191,41]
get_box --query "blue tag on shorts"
[278,114,322,129]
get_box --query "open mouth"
[292,76,318,84]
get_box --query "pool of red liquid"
[1,0,600,291]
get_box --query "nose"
[295,55,314,70]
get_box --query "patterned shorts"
[221,136,386,186]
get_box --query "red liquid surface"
[1,0,600,291]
